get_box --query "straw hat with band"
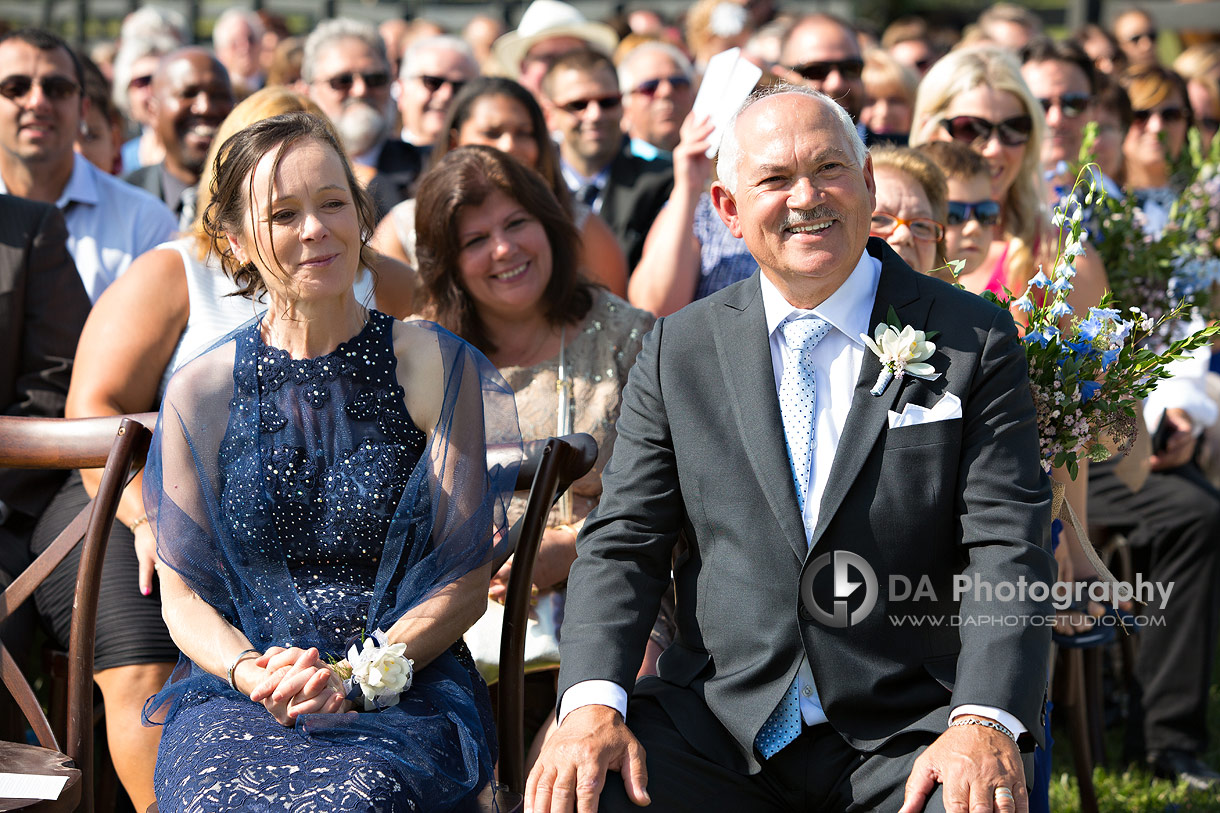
[492,0,620,74]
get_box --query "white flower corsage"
[335,629,414,711]
[860,308,940,396]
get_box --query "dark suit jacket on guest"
[597,140,674,271]
[366,139,428,221]
[123,163,165,204]
[0,194,91,520]
[558,238,1055,775]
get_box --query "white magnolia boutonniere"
[861,307,940,396]
[335,629,414,711]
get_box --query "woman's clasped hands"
[236,646,355,726]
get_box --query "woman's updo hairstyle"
[203,111,379,299]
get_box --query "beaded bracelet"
[127,515,149,533]
[948,717,1017,743]
[226,648,260,692]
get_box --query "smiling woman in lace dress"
[142,112,519,812]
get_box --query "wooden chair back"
[0,415,153,813]
[494,434,598,797]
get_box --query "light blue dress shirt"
[0,153,177,302]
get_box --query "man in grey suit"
[527,86,1056,813]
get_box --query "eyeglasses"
[940,114,1033,147]
[558,94,622,114]
[632,74,692,96]
[0,74,80,103]
[870,211,944,242]
[1038,93,1090,118]
[316,71,391,92]
[1132,106,1186,125]
[946,200,1001,227]
[128,74,153,90]
[416,74,466,94]
[1125,30,1157,44]
[789,58,864,82]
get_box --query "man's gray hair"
[399,34,477,80]
[212,8,264,50]
[716,84,866,195]
[617,41,695,94]
[301,18,387,83]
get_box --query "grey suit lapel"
[810,241,932,551]
[711,272,810,560]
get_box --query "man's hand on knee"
[526,704,650,813]
[898,721,1027,813]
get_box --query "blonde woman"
[910,46,1107,317]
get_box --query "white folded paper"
[888,391,963,429]
[0,772,68,800]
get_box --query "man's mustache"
[783,206,841,230]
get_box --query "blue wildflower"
[1013,293,1036,313]
[1101,347,1120,368]
[1080,380,1102,402]
[1029,269,1051,288]
[1048,299,1074,319]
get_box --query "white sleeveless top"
[157,237,378,396]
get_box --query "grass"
[1047,674,1220,811]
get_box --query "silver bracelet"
[949,717,1017,743]
[226,648,260,692]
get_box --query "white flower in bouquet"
[345,630,414,711]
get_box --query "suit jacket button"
[799,605,813,621]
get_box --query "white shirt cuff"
[950,705,1027,739]
[557,680,628,726]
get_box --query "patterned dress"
[146,311,516,812]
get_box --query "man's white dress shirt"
[0,153,177,301]
[560,251,1026,740]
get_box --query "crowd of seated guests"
[1,0,1220,808]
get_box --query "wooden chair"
[490,434,598,807]
[0,415,152,813]
[144,432,597,813]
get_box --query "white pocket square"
[887,391,963,429]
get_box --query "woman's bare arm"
[68,246,190,593]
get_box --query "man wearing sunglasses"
[0,28,176,301]
[1020,39,1096,192]
[617,42,695,159]
[542,49,673,269]
[124,48,235,229]
[302,18,424,217]
[778,14,865,125]
[395,35,478,148]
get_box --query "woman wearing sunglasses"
[910,46,1107,314]
[1118,64,1193,233]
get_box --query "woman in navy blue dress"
[142,112,519,812]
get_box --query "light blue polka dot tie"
[777,315,831,512]
[755,315,831,761]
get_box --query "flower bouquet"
[1087,127,1220,347]
[987,165,1219,481]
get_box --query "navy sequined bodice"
[218,310,427,653]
